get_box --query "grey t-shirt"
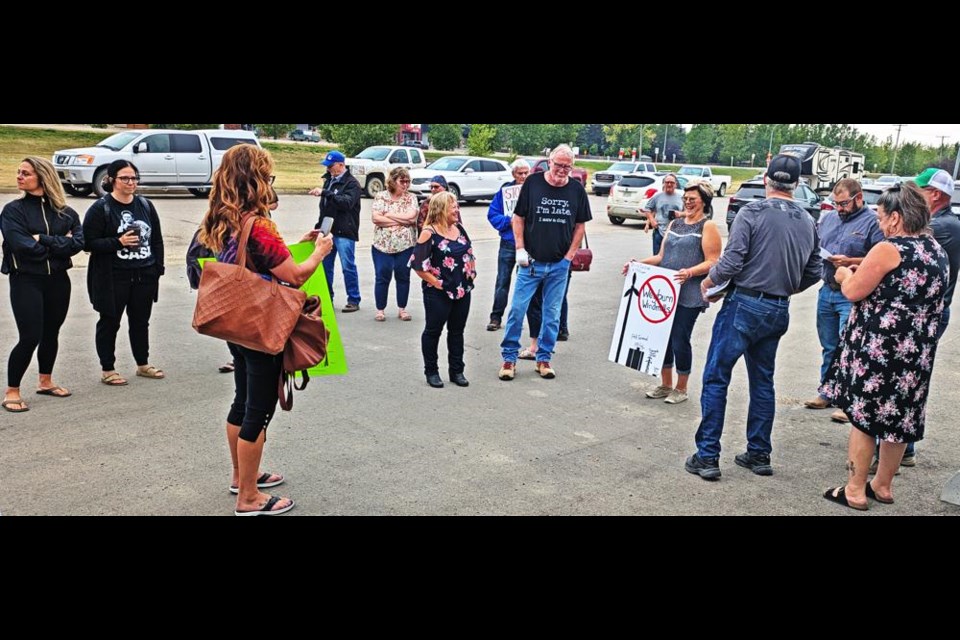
[646,192,684,227]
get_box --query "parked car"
[401,139,429,150]
[875,175,902,188]
[52,129,260,198]
[953,183,960,216]
[592,161,657,195]
[409,156,512,202]
[726,180,824,230]
[606,174,689,226]
[346,145,428,197]
[289,129,321,142]
[520,156,588,188]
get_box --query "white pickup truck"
[53,129,261,198]
[676,165,732,197]
[347,145,428,197]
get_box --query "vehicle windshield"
[608,163,636,172]
[861,190,885,206]
[427,157,467,172]
[875,176,899,185]
[356,147,391,161]
[677,167,703,176]
[734,184,766,199]
[619,176,655,188]
[96,132,140,151]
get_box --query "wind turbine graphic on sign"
[609,262,679,377]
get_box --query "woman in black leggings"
[83,160,165,386]
[1,157,84,413]
[198,145,332,516]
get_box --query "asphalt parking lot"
[1,191,958,515]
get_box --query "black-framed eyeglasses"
[430,184,443,191]
[663,181,677,186]
[834,195,859,208]
[552,162,573,172]
[116,176,141,184]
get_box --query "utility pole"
[663,124,669,164]
[890,124,907,174]
[936,135,949,163]
[638,124,644,158]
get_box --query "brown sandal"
[136,366,165,379]
[101,373,128,386]
[2,398,29,412]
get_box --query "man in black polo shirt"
[498,145,591,381]
[686,154,822,480]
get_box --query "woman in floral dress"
[822,183,949,511]
[371,167,419,322]
[410,191,476,389]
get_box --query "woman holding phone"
[83,160,165,386]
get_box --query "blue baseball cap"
[321,151,346,166]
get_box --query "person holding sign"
[198,145,333,516]
[687,154,821,480]
[623,183,721,404]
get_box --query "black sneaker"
[685,453,721,480]
[735,451,773,476]
[557,330,569,341]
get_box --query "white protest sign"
[609,262,679,377]
[501,184,522,216]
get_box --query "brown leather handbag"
[278,295,330,411]
[571,230,593,272]
[192,215,305,355]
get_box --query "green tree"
[717,124,750,165]
[682,124,719,163]
[324,124,400,156]
[467,124,497,157]
[151,123,220,130]
[496,124,549,154]
[428,123,462,150]
[255,124,296,139]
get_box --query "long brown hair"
[22,156,68,212]
[199,145,274,252]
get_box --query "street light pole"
[639,124,644,158]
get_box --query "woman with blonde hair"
[199,144,333,516]
[411,191,476,388]
[371,166,418,322]
[1,157,84,412]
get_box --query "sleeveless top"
[661,217,707,308]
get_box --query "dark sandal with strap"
[234,495,295,516]
[229,472,285,494]
[101,373,128,386]
[36,386,72,398]
[823,486,869,511]
[865,481,894,505]
[2,398,29,413]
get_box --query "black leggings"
[421,287,471,376]
[227,343,283,443]
[95,270,156,371]
[7,271,71,388]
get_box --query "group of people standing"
[2,157,166,413]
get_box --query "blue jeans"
[501,259,570,363]
[652,228,664,256]
[816,286,852,390]
[322,235,361,306]
[695,292,790,460]
[528,269,572,336]
[371,246,413,310]
[662,305,703,375]
[490,241,516,323]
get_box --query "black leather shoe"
[449,372,470,387]
[426,374,444,388]
[557,330,569,341]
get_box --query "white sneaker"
[665,390,688,404]
[646,385,672,399]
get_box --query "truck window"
[209,137,257,151]
[410,150,422,163]
[481,160,504,172]
[171,134,202,153]
[389,150,408,164]
[140,134,171,153]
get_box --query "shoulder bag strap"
[582,228,589,249]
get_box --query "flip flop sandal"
[36,386,72,398]
[398,310,412,321]
[235,495,295,516]
[2,399,29,413]
[865,482,894,505]
[822,486,868,511]
[229,472,285,494]
[218,362,235,373]
[136,366,165,379]
[101,373,129,386]
[375,311,386,322]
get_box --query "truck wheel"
[188,188,210,198]
[64,184,93,197]
[609,216,625,225]
[92,167,110,198]
[717,183,726,197]
[448,184,461,202]
[365,176,385,198]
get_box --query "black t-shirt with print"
[514,172,592,263]
[107,195,156,269]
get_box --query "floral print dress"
[820,236,949,443]
[410,223,476,300]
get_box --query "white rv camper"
[779,142,865,193]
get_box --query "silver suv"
[593,161,657,195]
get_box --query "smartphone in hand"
[319,217,334,237]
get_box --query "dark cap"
[767,153,801,183]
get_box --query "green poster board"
[198,241,348,377]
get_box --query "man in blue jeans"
[486,160,531,331]
[689,154,822,480]
[310,151,362,312]
[499,145,591,381]
[805,179,883,418]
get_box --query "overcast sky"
[679,124,960,146]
